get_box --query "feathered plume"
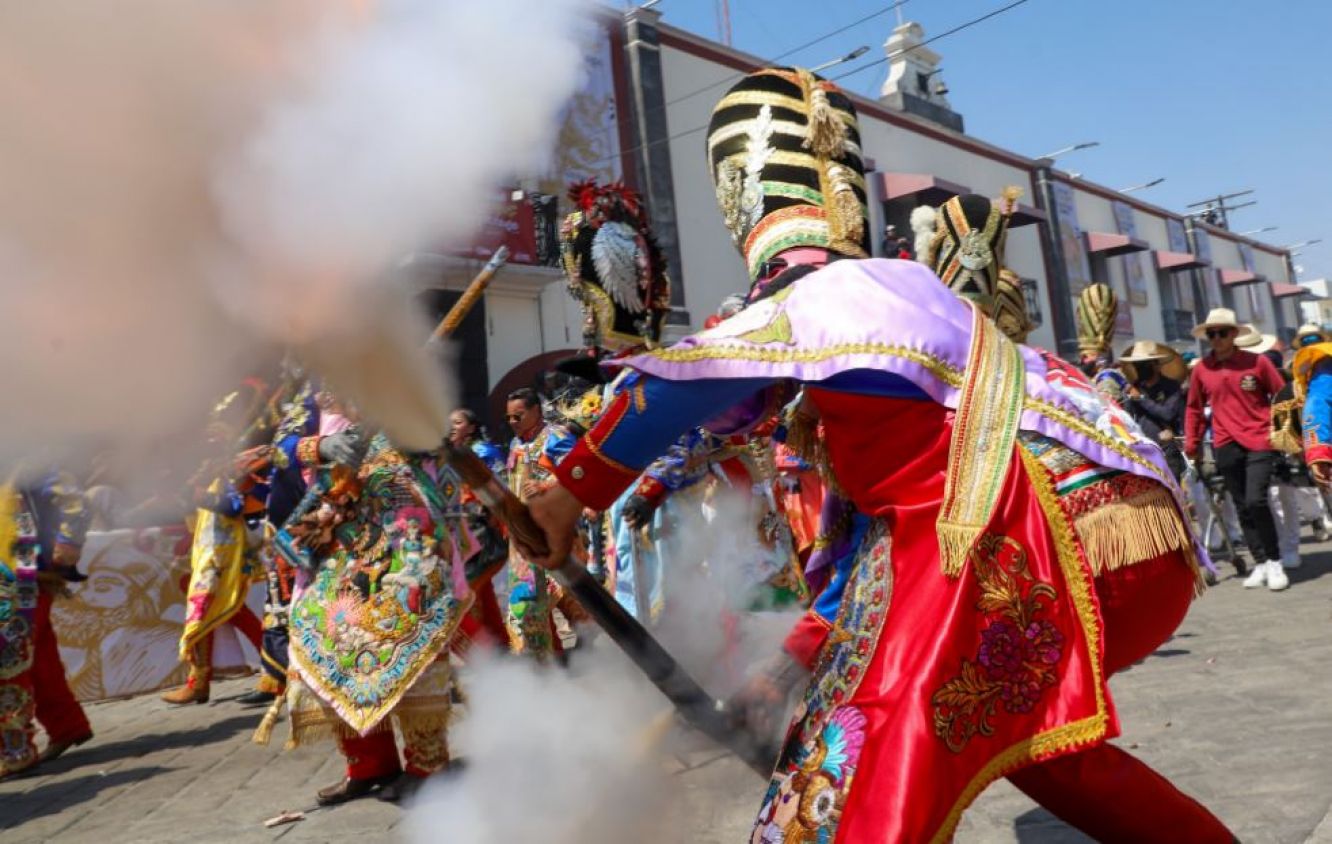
[1000,185,1023,216]
[910,205,937,265]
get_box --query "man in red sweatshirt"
[1185,308,1288,590]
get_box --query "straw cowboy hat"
[1296,323,1326,347]
[1119,339,1187,381]
[1236,330,1278,355]
[1120,340,1170,363]
[1191,307,1243,340]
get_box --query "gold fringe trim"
[1071,485,1193,577]
[936,523,980,579]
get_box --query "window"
[1021,278,1043,328]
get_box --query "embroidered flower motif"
[932,533,1064,751]
[325,592,365,637]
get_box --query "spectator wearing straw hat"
[1185,308,1289,590]
[1295,323,1327,350]
[1121,340,1186,479]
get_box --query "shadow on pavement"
[0,765,172,828]
[1013,806,1094,843]
[30,713,257,779]
[1149,648,1191,659]
[1287,548,1332,586]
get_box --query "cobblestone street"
[5,543,1332,844]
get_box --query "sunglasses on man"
[1205,328,1234,339]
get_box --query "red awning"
[1220,269,1266,287]
[1270,282,1310,299]
[1008,203,1046,229]
[1154,250,1209,272]
[877,172,971,205]
[1085,232,1149,256]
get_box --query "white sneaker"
[1267,561,1290,591]
[1243,561,1269,588]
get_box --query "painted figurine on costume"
[520,66,1230,843]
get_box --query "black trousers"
[1214,442,1281,563]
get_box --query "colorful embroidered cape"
[288,437,476,735]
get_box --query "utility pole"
[1186,189,1255,231]
[716,0,732,45]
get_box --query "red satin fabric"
[339,731,401,780]
[31,591,92,744]
[1007,551,1230,841]
[802,390,1223,842]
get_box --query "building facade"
[423,8,1301,430]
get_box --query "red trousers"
[1006,553,1231,842]
[337,723,450,780]
[32,591,92,745]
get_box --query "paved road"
[5,542,1332,843]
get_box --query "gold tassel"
[1071,485,1193,577]
[936,523,977,579]
[829,166,865,249]
[803,84,849,160]
[1000,185,1023,215]
[251,695,284,747]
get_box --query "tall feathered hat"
[992,268,1032,344]
[559,179,671,353]
[1075,283,1119,359]
[706,67,870,284]
[923,189,1021,309]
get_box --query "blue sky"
[635,0,1330,281]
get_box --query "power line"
[658,1,911,113]
[831,0,1034,82]
[600,0,1032,166]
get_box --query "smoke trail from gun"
[410,486,799,843]
[0,0,594,470]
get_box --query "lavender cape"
[619,258,1212,572]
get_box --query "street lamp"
[1240,226,1277,236]
[1119,177,1164,193]
[1286,239,1324,250]
[811,45,869,73]
[1038,141,1100,160]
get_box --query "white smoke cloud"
[409,486,800,843]
[0,0,595,467]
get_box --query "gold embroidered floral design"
[931,533,1063,753]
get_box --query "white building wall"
[659,46,753,324]
[1068,188,1166,345]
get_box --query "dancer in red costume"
[519,67,1232,842]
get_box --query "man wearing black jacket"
[1122,341,1186,479]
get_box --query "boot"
[235,689,278,707]
[161,669,210,705]
[316,773,398,806]
[37,732,93,765]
